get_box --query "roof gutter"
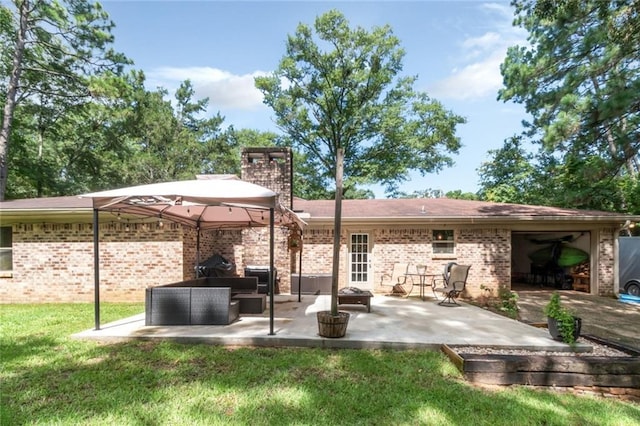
[304,215,639,226]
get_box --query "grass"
[2,304,639,425]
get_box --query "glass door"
[349,233,371,289]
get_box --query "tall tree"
[499,0,639,212]
[123,80,226,184]
[477,136,540,204]
[3,67,135,198]
[256,10,465,315]
[0,0,129,200]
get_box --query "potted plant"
[543,292,581,344]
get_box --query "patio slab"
[74,294,588,352]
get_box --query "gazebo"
[80,177,305,335]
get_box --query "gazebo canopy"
[80,178,304,230]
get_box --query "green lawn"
[2,304,639,425]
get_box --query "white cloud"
[428,3,527,101]
[146,67,269,110]
[461,32,502,60]
[481,2,513,15]
[431,51,506,101]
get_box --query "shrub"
[543,292,579,345]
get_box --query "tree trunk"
[330,148,344,316]
[0,0,30,200]
[36,128,44,197]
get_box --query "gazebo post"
[93,208,100,330]
[298,233,303,303]
[269,207,275,335]
[195,224,201,278]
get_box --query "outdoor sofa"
[145,276,265,325]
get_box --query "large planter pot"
[317,311,350,338]
[547,316,582,342]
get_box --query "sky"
[100,0,530,198]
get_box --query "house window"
[432,230,454,254]
[0,226,12,271]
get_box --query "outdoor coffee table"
[337,290,373,312]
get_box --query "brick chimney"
[240,147,294,293]
[241,147,293,208]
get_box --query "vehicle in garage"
[620,237,640,296]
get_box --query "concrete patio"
[74,294,589,352]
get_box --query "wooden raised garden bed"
[441,336,640,389]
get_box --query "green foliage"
[543,292,579,345]
[478,136,541,204]
[543,292,566,318]
[496,0,640,213]
[5,67,231,197]
[122,79,227,186]
[256,9,465,197]
[395,188,444,199]
[497,287,519,318]
[2,304,639,424]
[476,285,519,319]
[392,188,478,200]
[1,0,132,199]
[444,190,479,201]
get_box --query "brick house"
[1,147,638,303]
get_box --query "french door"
[349,233,372,289]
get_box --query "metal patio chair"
[380,262,412,295]
[433,263,471,306]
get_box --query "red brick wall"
[242,227,291,292]
[0,221,619,303]
[0,222,185,303]
[597,228,616,296]
[299,226,512,298]
[296,229,335,275]
[182,228,243,279]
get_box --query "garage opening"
[511,231,591,293]
[619,237,640,296]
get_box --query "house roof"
[293,197,619,218]
[1,195,638,227]
[292,197,638,227]
[0,195,91,210]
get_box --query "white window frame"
[0,226,13,272]
[432,229,455,255]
